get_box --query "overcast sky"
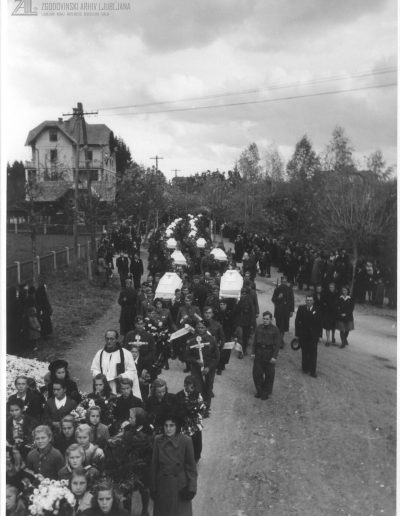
[4,0,397,179]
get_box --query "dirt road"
[65,252,396,516]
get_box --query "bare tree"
[318,170,396,291]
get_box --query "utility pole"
[150,155,164,172]
[62,102,98,266]
[171,169,180,178]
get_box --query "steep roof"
[30,181,73,202]
[25,118,112,147]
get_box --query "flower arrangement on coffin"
[181,394,207,437]
[28,478,75,516]
[7,355,49,398]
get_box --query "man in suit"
[295,294,323,378]
[272,276,295,348]
[116,252,130,288]
[43,379,77,429]
[130,252,144,289]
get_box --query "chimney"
[58,117,63,123]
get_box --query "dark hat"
[135,315,144,324]
[49,359,68,372]
[290,337,300,351]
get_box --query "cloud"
[4,0,396,175]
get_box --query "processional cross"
[190,336,210,374]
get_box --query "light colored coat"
[151,433,197,516]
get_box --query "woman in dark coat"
[321,282,338,346]
[335,285,355,348]
[151,413,197,516]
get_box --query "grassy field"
[7,233,93,265]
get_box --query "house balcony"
[25,160,36,170]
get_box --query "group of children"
[6,356,206,516]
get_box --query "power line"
[100,82,397,117]
[95,67,396,112]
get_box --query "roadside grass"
[12,263,120,363]
[7,233,92,265]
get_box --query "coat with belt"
[151,433,197,516]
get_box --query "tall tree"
[264,144,285,182]
[286,135,321,181]
[365,149,394,179]
[116,164,168,236]
[323,126,355,173]
[317,170,396,291]
[238,143,262,228]
[113,135,133,178]
[7,161,26,207]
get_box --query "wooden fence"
[7,238,99,287]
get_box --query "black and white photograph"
[2,1,397,515]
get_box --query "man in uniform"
[123,315,156,372]
[185,320,219,417]
[295,294,322,378]
[252,311,281,400]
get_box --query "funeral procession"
[4,1,397,515]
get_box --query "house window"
[49,129,58,142]
[50,149,58,162]
[90,170,99,181]
[87,150,93,161]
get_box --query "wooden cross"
[190,336,210,374]
[127,334,148,347]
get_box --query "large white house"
[25,116,117,206]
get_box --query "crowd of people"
[7,219,391,516]
[7,277,53,352]
[224,225,396,308]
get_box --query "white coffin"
[166,237,177,249]
[219,269,243,299]
[210,248,228,261]
[196,237,207,248]
[155,272,183,299]
[171,250,187,265]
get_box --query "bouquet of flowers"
[181,393,207,436]
[70,392,96,423]
[28,478,75,515]
[7,355,49,398]
[143,318,171,373]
